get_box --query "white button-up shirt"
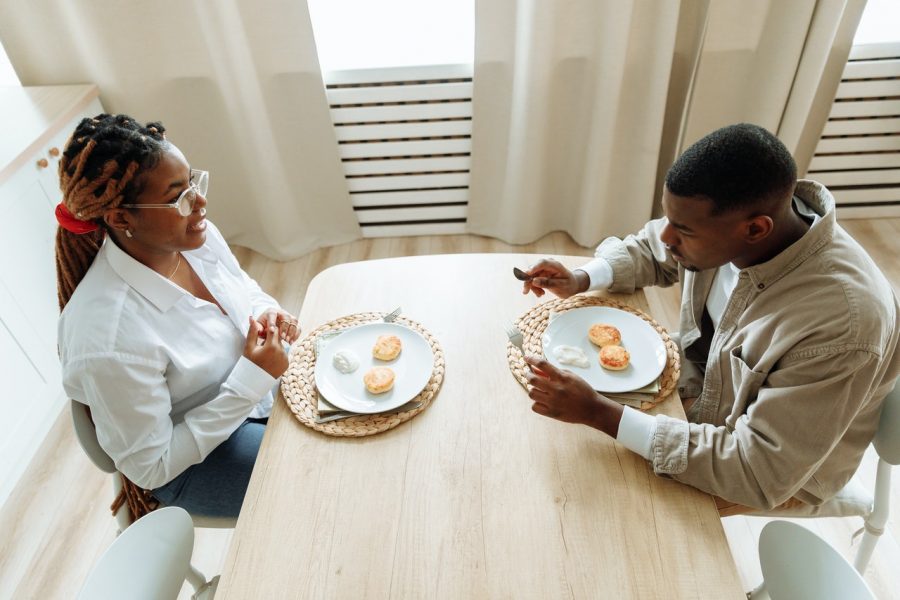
[59,221,279,489]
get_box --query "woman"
[56,114,297,520]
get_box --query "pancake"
[373,334,402,361]
[588,323,621,347]
[598,345,630,371]
[363,366,395,394]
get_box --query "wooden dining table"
[216,253,745,599]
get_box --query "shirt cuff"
[229,355,278,400]
[615,406,656,460]
[577,258,614,291]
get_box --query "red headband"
[55,202,99,234]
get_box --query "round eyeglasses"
[120,169,208,217]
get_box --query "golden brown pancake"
[363,366,396,394]
[588,324,622,347]
[598,345,630,371]
[372,334,402,361]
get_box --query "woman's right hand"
[243,316,289,378]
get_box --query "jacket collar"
[741,179,835,291]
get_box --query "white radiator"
[325,64,472,237]
[807,41,900,218]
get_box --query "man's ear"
[744,215,773,244]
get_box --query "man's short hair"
[665,123,797,214]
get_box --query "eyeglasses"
[121,169,208,217]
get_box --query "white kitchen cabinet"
[0,85,104,508]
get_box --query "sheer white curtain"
[0,0,360,260]
[468,0,864,247]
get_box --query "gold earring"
[125,229,133,238]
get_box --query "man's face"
[659,187,752,272]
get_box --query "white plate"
[314,322,434,414]
[542,307,666,393]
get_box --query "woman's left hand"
[257,308,301,344]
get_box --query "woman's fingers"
[279,314,300,343]
[287,320,300,343]
[263,324,279,347]
[245,316,262,349]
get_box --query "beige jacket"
[596,180,900,509]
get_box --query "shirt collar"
[101,236,187,312]
[741,179,835,291]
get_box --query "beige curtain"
[469,0,865,247]
[0,0,360,260]
[678,0,867,174]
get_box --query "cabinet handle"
[48,147,60,157]
[36,158,49,169]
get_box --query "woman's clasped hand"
[256,308,302,344]
[244,316,289,378]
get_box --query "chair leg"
[192,574,220,600]
[853,459,892,573]
[185,563,208,594]
[111,472,133,534]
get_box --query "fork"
[505,323,525,354]
[383,306,402,323]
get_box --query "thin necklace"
[167,253,182,279]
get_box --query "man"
[522,123,899,514]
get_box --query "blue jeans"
[151,417,267,518]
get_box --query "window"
[806,0,900,220]
[308,0,475,238]
[307,0,474,72]
[0,37,20,86]
[853,0,900,44]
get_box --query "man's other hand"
[524,356,623,437]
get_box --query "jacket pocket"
[725,345,767,431]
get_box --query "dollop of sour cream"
[332,349,360,374]
[552,345,590,368]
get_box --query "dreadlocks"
[55,113,167,310]
[55,114,167,522]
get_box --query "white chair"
[854,377,900,572]
[749,520,875,600]
[78,506,218,600]
[71,400,237,531]
[746,378,900,573]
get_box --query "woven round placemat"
[282,312,444,437]
[507,296,680,410]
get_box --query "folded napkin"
[604,380,660,408]
[315,331,346,416]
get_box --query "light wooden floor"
[1,222,898,599]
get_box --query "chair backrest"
[71,400,116,474]
[873,378,900,466]
[71,400,236,531]
[758,520,875,600]
[78,506,194,600]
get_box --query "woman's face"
[125,144,208,253]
